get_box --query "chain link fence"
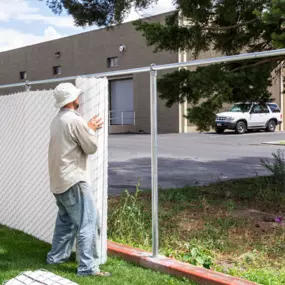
[0,77,108,263]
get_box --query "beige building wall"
[0,13,179,134]
[269,66,284,131]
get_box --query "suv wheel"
[215,128,224,134]
[266,120,276,132]
[235,121,247,134]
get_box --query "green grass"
[0,225,195,285]
[108,176,285,285]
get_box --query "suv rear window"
[268,103,281,113]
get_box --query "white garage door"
[110,79,134,125]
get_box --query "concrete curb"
[107,241,257,285]
[262,141,285,146]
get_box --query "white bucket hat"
[53,83,81,108]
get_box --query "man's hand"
[88,116,103,131]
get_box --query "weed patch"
[108,175,285,285]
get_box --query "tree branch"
[231,56,285,72]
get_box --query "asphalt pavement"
[108,132,285,194]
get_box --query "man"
[46,82,110,277]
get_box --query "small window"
[251,105,261,114]
[252,104,269,114]
[259,104,270,113]
[53,66,62,75]
[107,57,118,68]
[20,71,27,80]
[268,103,281,113]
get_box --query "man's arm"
[72,116,103,155]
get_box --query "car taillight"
[281,114,283,119]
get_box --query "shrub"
[261,149,285,188]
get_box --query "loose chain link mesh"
[4,270,78,285]
[0,77,108,264]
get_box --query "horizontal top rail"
[0,66,150,89]
[0,48,285,89]
[155,48,285,71]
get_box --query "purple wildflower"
[274,217,284,223]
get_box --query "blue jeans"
[46,182,100,276]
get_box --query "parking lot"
[108,132,285,194]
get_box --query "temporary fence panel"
[0,77,108,263]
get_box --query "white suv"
[215,102,282,134]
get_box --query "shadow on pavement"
[108,156,271,195]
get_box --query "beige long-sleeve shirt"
[48,108,97,194]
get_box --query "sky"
[0,0,175,53]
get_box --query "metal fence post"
[150,64,159,258]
